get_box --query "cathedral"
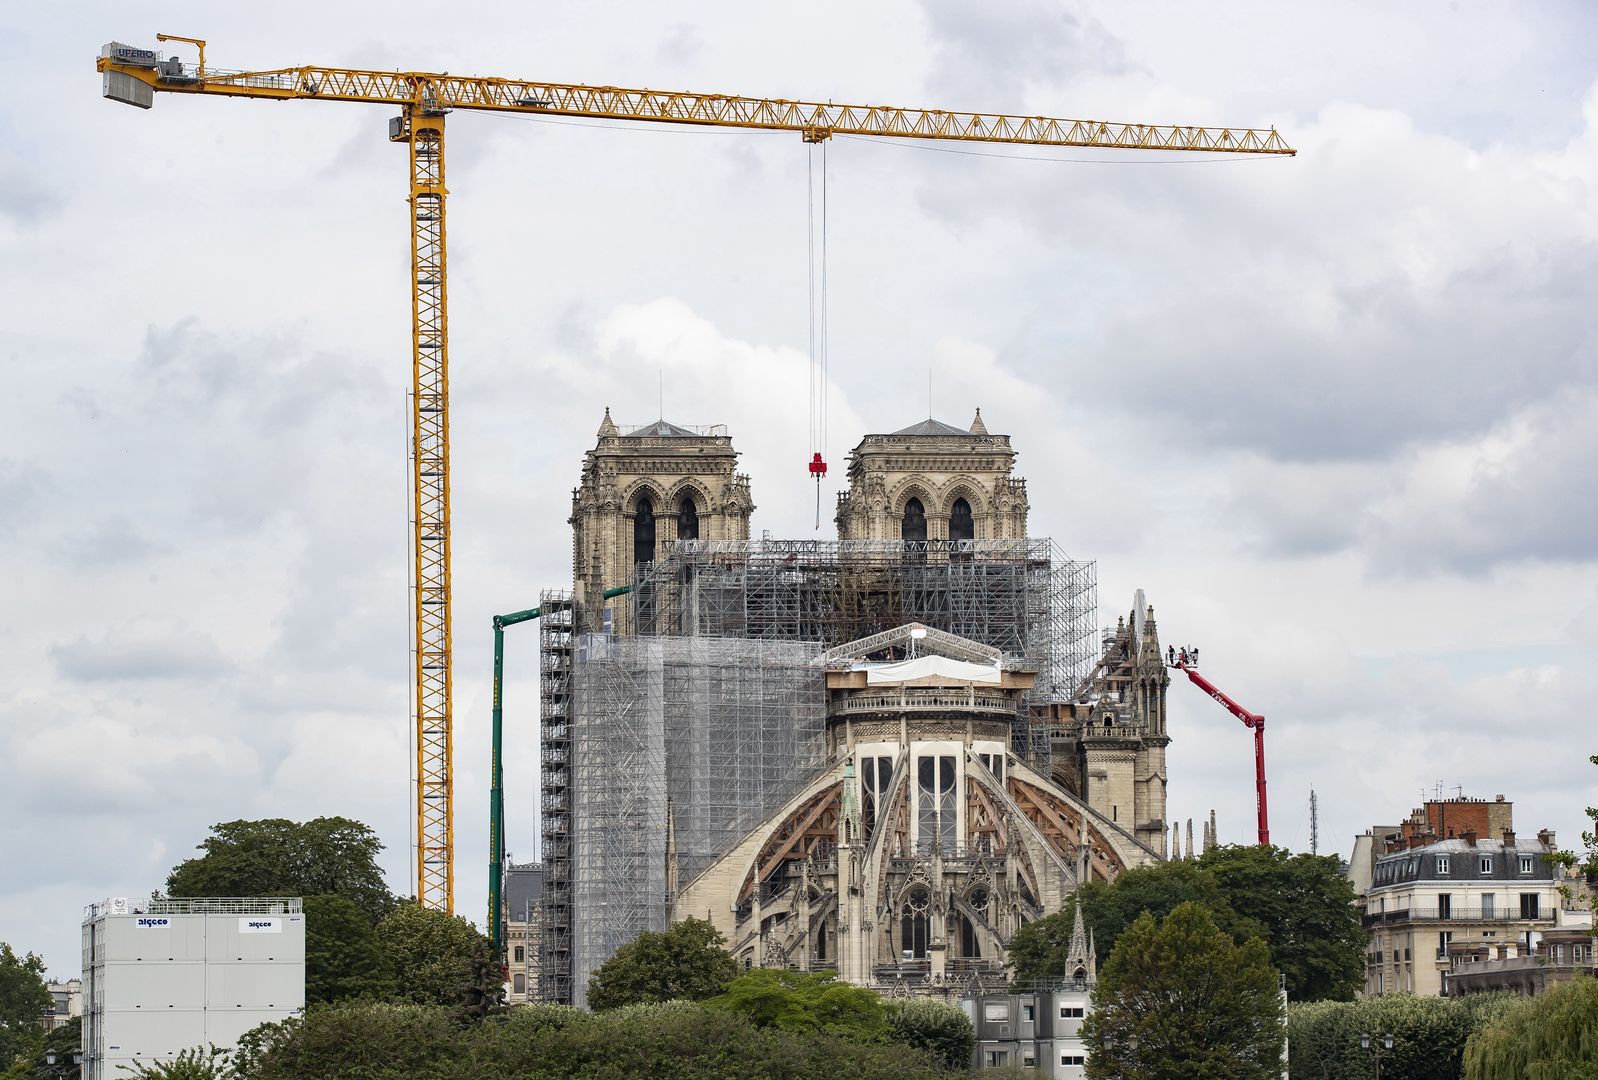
[538,410,1171,1005]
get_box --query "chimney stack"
[1537,829,1555,849]
[1463,829,1477,847]
[1502,829,1516,848]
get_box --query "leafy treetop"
[585,918,739,1011]
[165,817,395,925]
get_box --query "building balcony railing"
[1362,906,1548,928]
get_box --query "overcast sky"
[5,2,1597,978]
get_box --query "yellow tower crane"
[96,36,1295,914]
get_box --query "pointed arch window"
[678,494,699,541]
[634,496,656,566]
[949,497,974,542]
[900,887,930,960]
[901,497,927,543]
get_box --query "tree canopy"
[303,893,394,1005]
[1009,846,1363,1002]
[0,942,50,1073]
[1286,992,1517,1080]
[165,817,395,924]
[884,998,974,1072]
[1197,844,1365,1001]
[1463,977,1598,1080]
[1008,860,1261,983]
[231,999,951,1080]
[1083,901,1284,1080]
[374,903,501,1017]
[708,969,888,1042]
[585,918,739,1011]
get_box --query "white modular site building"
[81,897,304,1080]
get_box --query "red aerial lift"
[1173,653,1270,846]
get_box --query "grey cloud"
[0,458,46,536]
[917,0,1132,108]
[50,624,232,682]
[0,161,63,226]
[1369,390,1598,575]
[52,515,161,568]
[1224,388,1598,574]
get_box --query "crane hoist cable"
[806,139,830,528]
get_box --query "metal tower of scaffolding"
[536,589,575,1004]
[567,634,823,1007]
[539,537,1095,1003]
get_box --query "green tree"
[166,817,395,924]
[118,1046,233,1079]
[1198,844,1365,1001]
[708,969,888,1041]
[231,998,950,1080]
[1009,862,1261,983]
[1463,976,1598,1080]
[302,894,393,1005]
[373,902,500,1015]
[884,997,975,1072]
[1549,754,1598,894]
[1083,901,1283,1080]
[584,918,739,1011]
[1286,993,1515,1080]
[0,943,49,1073]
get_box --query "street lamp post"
[43,1048,84,1077]
[1359,1031,1394,1080]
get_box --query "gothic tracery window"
[916,755,957,852]
[900,887,930,959]
[949,496,974,542]
[634,495,656,566]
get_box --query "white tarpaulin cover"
[864,655,1002,685]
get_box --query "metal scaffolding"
[566,635,823,1007]
[631,538,1095,764]
[538,537,1095,1004]
[536,589,575,1004]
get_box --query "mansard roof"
[622,419,701,438]
[888,417,981,437]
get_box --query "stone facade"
[673,624,1156,990]
[834,412,1029,542]
[569,410,753,634]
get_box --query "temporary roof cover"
[863,655,1002,685]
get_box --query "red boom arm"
[1177,662,1269,846]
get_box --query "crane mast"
[1175,658,1270,846]
[97,37,1294,914]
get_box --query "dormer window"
[1436,856,1450,875]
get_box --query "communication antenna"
[1309,786,1319,856]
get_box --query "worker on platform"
[1167,645,1175,666]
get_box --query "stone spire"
[969,407,988,435]
[1186,818,1195,861]
[1171,821,1181,861]
[1064,897,1096,984]
[597,406,618,437]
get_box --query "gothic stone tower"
[1047,594,1172,857]
[569,409,753,633]
[834,410,1029,542]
